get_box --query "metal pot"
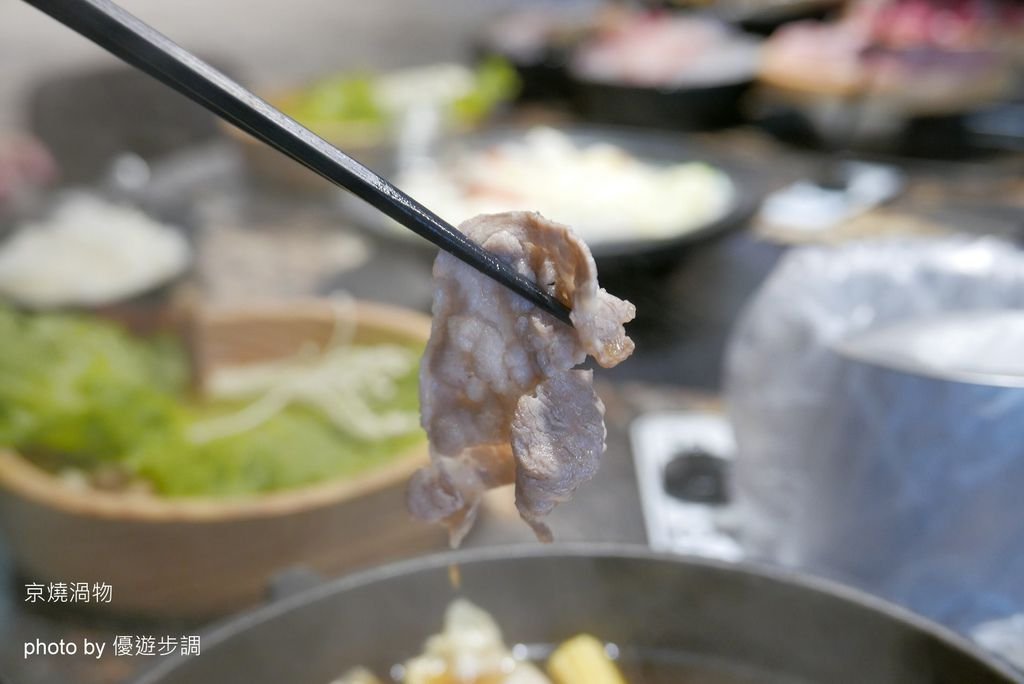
[787,314,1024,631]
[134,545,1022,684]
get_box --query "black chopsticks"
[22,0,573,326]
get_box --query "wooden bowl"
[0,300,445,618]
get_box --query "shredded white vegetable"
[189,294,420,444]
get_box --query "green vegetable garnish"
[0,306,424,497]
[279,59,520,133]
[452,58,520,125]
[129,406,423,497]
[285,74,384,126]
[0,308,186,465]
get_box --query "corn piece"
[547,634,626,684]
[331,667,383,684]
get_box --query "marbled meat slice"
[512,369,606,542]
[407,211,634,544]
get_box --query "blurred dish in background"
[227,61,518,194]
[474,4,597,101]
[0,193,191,309]
[568,12,762,129]
[359,126,744,265]
[852,0,1024,60]
[572,12,760,88]
[757,160,904,234]
[759,0,1020,120]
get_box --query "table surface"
[1,124,1022,684]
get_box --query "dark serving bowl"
[731,0,843,36]
[134,545,1023,684]
[640,0,844,36]
[754,101,1020,160]
[565,11,762,131]
[571,76,755,131]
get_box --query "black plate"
[134,545,1024,684]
